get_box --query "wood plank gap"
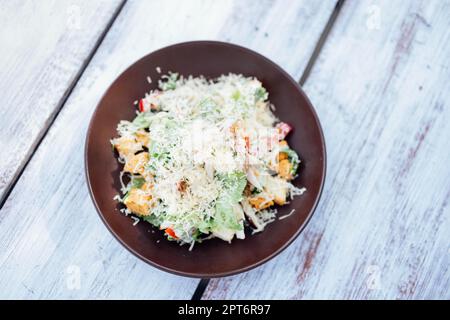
[0,0,127,209]
[299,0,346,86]
[191,0,346,301]
[191,278,211,301]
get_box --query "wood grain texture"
[0,0,124,204]
[0,0,337,299]
[204,0,450,299]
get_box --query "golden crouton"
[272,184,288,205]
[249,197,274,210]
[113,136,142,158]
[277,152,288,162]
[141,182,152,192]
[264,175,288,205]
[278,159,293,180]
[124,188,151,216]
[135,130,150,148]
[124,152,149,175]
[279,140,288,147]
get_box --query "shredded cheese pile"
[111,72,305,248]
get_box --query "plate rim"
[84,40,327,278]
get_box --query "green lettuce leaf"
[132,113,151,129]
[131,176,145,189]
[255,87,268,101]
[281,146,300,174]
[212,172,247,231]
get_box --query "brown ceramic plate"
[85,41,326,278]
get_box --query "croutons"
[241,199,264,232]
[278,159,293,180]
[277,151,288,162]
[124,152,149,175]
[124,188,151,216]
[113,136,142,158]
[249,197,274,210]
[135,130,150,148]
[140,182,153,193]
[265,175,288,205]
[177,180,187,193]
[274,192,287,205]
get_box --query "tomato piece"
[138,99,145,112]
[276,122,292,140]
[165,227,178,239]
[245,136,250,150]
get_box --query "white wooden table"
[0,0,448,299]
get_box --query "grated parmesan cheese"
[112,73,306,245]
[278,209,296,220]
[131,216,140,226]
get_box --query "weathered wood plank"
[204,0,450,299]
[0,0,337,299]
[0,0,124,204]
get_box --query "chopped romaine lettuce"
[132,113,151,129]
[232,90,241,101]
[143,214,164,228]
[255,87,268,101]
[281,147,300,174]
[212,172,247,231]
[131,176,145,189]
[159,72,179,91]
